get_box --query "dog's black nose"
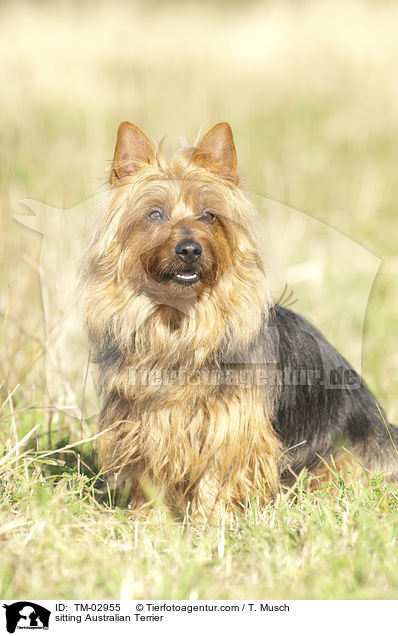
[175,240,202,262]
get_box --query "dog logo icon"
[2,602,51,633]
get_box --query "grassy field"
[1,0,398,600]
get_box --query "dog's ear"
[195,122,237,176]
[111,122,155,185]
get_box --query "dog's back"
[264,304,398,482]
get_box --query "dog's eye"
[199,211,216,224]
[146,209,165,221]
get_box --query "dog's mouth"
[145,266,204,288]
[172,271,200,285]
[156,267,204,287]
[143,255,212,288]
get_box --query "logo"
[2,603,51,633]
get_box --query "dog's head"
[105,122,260,304]
[84,122,269,356]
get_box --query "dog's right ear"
[111,122,155,185]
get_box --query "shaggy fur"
[82,121,397,519]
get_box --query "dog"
[82,121,397,519]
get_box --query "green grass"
[1,418,398,600]
[1,0,398,600]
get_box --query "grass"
[1,430,398,599]
[0,0,398,599]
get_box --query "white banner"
[1,600,397,636]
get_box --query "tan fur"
[82,123,281,519]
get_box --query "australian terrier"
[82,121,397,519]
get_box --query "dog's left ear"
[195,122,237,177]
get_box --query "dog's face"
[139,206,229,290]
[118,175,238,296]
[108,122,249,300]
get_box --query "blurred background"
[1,0,397,425]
